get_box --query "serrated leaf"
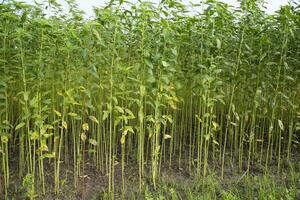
[15,122,25,130]
[54,110,61,117]
[89,116,99,124]
[115,106,124,114]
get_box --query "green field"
[0,0,300,199]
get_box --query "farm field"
[0,0,300,199]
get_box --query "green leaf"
[41,152,55,159]
[89,116,99,124]
[285,76,294,81]
[29,96,38,108]
[171,48,177,56]
[216,38,221,49]
[145,59,153,69]
[68,112,78,117]
[162,61,170,67]
[103,111,109,121]
[162,115,173,123]
[0,124,10,130]
[92,29,101,41]
[278,119,284,131]
[164,134,171,139]
[89,139,98,146]
[54,110,62,117]
[23,92,29,101]
[204,134,210,141]
[230,122,238,127]
[213,140,219,145]
[81,132,87,141]
[1,135,8,143]
[2,120,13,128]
[30,131,39,140]
[82,123,89,131]
[115,106,124,114]
[120,134,126,145]
[147,76,156,83]
[15,122,25,130]
[284,61,289,69]
[122,126,134,134]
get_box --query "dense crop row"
[0,0,300,199]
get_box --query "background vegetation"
[0,0,299,199]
